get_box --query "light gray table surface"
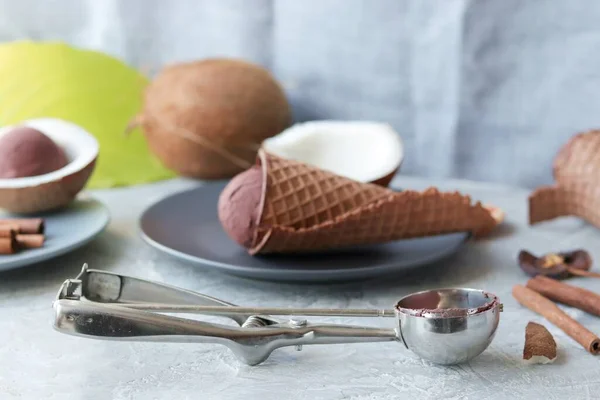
[1,176,599,400]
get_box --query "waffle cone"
[529,183,600,226]
[553,130,600,185]
[530,130,600,226]
[249,150,497,254]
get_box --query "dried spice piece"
[523,322,557,364]
[518,249,599,279]
[526,276,600,317]
[0,230,17,254]
[0,218,44,234]
[15,234,45,249]
[0,226,16,238]
[513,285,600,354]
[0,218,46,254]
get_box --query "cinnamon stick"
[0,226,17,238]
[512,285,600,354]
[16,234,45,249]
[567,267,600,279]
[0,236,17,254]
[527,275,600,317]
[0,218,44,234]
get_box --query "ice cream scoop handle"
[118,303,397,318]
[53,299,398,366]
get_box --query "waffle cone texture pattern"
[244,150,496,255]
[530,130,600,226]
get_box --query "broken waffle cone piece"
[530,130,600,227]
[529,183,600,226]
[553,130,600,186]
[219,150,498,255]
[523,321,557,364]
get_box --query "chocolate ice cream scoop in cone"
[530,130,600,227]
[219,150,498,255]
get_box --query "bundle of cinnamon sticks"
[0,218,45,254]
[513,276,600,355]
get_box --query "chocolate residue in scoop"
[0,126,68,178]
[218,166,264,248]
[523,321,557,364]
[396,291,499,318]
[409,307,470,318]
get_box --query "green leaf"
[0,41,175,188]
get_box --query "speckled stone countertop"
[1,176,600,400]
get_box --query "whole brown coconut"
[135,59,292,179]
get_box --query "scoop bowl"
[396,288,501,365]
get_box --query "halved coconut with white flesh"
[0,118,98,214]
[262,121,404,186]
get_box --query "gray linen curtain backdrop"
[0,0,596,188]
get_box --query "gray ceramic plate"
[0,197,110,271]
[139,183,470,282]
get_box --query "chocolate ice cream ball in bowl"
[0,126,69,179]
[0,118,98,214]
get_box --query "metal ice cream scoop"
[52,265,502,366]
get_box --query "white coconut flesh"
[262,121,404,183]
[0,117,98,188]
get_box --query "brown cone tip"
[484,204,504,225]
[247,150,498,254]
[523,321,557,364]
